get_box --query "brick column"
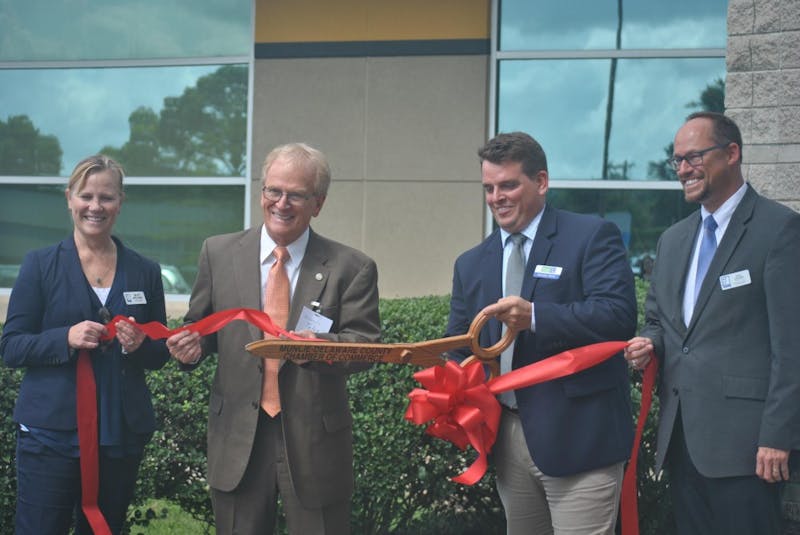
[726,0,800,212]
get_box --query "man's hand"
[166,329,202,365]
[480,296,532,334]
[625,336,654,371]
[756,446,790,483]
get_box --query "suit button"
[672,388,678,396]
[682,347,689,354]
[251,401,258,410]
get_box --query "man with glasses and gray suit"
[626,112,800,534]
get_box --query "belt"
[501,404,518,414]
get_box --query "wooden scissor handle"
[466,311,516,361]
[461,354,500,379]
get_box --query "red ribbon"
[405,341,657,535]
[98,307,311,343]
[76,349,111,535]
[620,357,658,535]
[77,308,304,533]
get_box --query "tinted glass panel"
[547,187,696,273]
[499,0,727,51]
[0,0,251,61]
[0,65,247,177]
[497,58,725,180]
[0,184,245,291]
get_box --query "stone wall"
[726,0,800,211]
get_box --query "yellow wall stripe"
[255,0,490,43]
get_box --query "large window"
[0,0,252,293]
[492,0,728,259]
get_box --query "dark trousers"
[211,409,350,535]
[15,429,142,535]
[666,410,783,535]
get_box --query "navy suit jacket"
[0,236,170,434]
[446,205,636,476]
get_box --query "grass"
[127,500,214,535]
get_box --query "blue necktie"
[499,233,526,409]
[694,215,718,303]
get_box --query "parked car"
[0,263,191,295]
[161,264,191,294]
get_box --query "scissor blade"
[245,339,446,367]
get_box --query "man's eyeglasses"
[668,143,729,171]
[261,186,315,205]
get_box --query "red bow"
[405,341,657,535]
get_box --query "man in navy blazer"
[445,132,636,534]
[626,112,800,534]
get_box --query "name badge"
[296,306,333,334]
[719,269,751,291]
[533,265,563,279]
[123,291,147,305]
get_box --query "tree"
[647,78,725,180]
[0,115,62,175]
[686,77,725,113]
[102,65,247,176]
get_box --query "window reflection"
[0,65,247,176]
[497,58,725,180]
[0,184,245,291]
[547,187,696,266]
[0,0,251,61]
[500,0,727,51]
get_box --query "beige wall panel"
[310,179,367,251]
[365,55,488,182]
[364,180,485,298]
[251,57,368,200]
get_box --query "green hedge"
[0,284,693,534]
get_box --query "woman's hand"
[115,316,146,354]
[68,320,109,350]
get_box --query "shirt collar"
[260,226,310,266]
[701,182,747,230]
[499,207,544,247]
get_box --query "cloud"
[2,65,220,172]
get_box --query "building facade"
[1,0,798,322]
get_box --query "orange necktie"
[261,246,290,416]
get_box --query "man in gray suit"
[167,143,380,535]
[626,112,800,534]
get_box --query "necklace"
[80,243,117,287]
[93,265,114,286]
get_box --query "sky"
[1,66,222,173]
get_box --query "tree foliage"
[0,115,62,175]
[101,65,247,177]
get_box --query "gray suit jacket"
[184,227,380,507]
[641,184,800,477]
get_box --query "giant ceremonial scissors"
[245,311,515,371]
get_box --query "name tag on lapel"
[533,265,563,280]
[296,306,333,334]
[123,291,147,305]
[719,269,751,291]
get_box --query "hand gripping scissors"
[245,311,515,372]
